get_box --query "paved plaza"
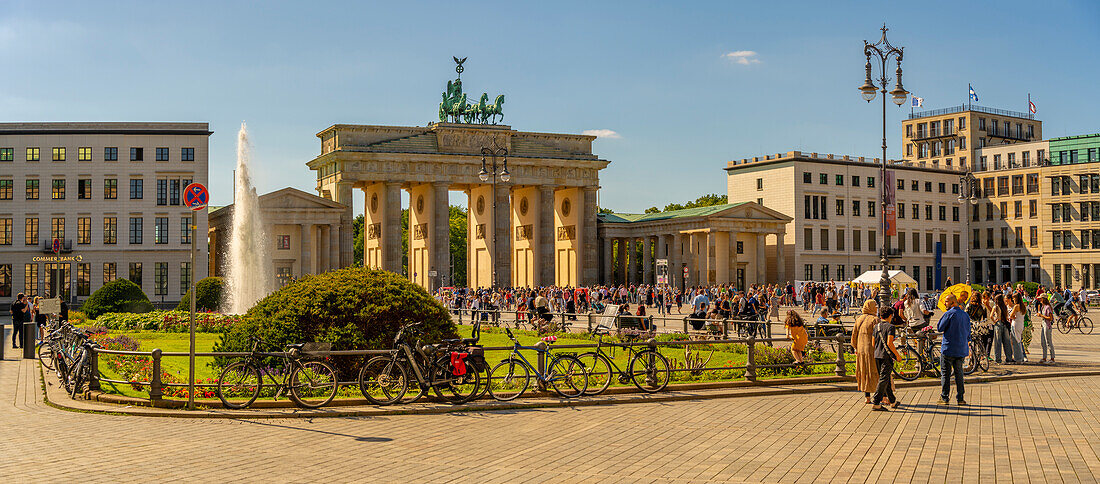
[3,348,1100,482]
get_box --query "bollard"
[745,334,757,382]
[765,321,774,347]
[23,321,36,359]
[835,334,846,376]
[535,342,547,392]
[150,348,164,400]
[0,323,6,360]
[587,313,593,333]
[88,349,101,391]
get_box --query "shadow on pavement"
[231,418,394,442]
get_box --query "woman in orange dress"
[851,299,880,404]
[784,310,809,363]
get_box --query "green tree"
[352,213,364,266]
[644,206,660,214]
[175,276,226,312]
[81,279,153,319]
[597,206,614,214]
[449,205,467,287]
[662,193,728,212]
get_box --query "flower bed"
[96,311,243,333]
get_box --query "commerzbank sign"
[32,255,83,262]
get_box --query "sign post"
[184,183,208,410]
[656,259,668,285]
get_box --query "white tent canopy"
[850,270,918,286]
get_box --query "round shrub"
[176,276,225,312]
[81,279,153,319]
[1011,281,1039,296]
[213,267,456,376]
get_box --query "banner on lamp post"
[884,170,897,236]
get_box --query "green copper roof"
[598,202,749,224]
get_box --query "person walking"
[1037,296,1056,364]
[9,293,26,348]
[937,294,971,405]
[851,299,879,404]
[872,306,903,410]
[784,310,809,364]
[1008,294,1027,363]
[991,294,1014,364]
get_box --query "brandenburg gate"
[306,59,608,289]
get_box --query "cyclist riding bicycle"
[1050,291,1078,326]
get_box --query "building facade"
[972,134,1100,289]
[208,188,350,287]
[0,122,210,305]
[901,105,1041,172]
[726,151,967,291]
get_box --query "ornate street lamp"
[958,171,978,284]
[480,139,509,288]
[860,24,907,309]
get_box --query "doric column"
[384,182,403,273]
[704,232,715,286]
[538,185,555,286]
[775,231,786,282]
[602,236,612,285]
[625,238,635,285]
[615,238,625,285]
[756,233,767,284]
[432,182,450,288]
[493,184,512,288]
[642,236,653,285]
[299,223,313,276]
[582,187,598,285]
[669,233,681,289]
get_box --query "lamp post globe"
[500,169,510,183]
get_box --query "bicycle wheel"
[37,343,54,371]
[893,346,921,381]
[289,360,338,409]
[928,343,942,378]
[978,348,990,372]
[628,349,670,393]
[431,354,481,404]
[1078,317,1094,335]
[1058,318,1072,334]
[576,351,613,396]
[488,358,531,401]
[217,361,262,409]
[963,343,978,375]
[55,357,71,394]
[358,356,407,406]
[547,355,587,398]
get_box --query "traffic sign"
[52,238,61,254]
[184,183,209,211]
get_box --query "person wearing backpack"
[9,293,26,348]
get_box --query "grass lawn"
[92,332,221,399]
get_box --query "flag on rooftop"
[969,84,979,103]
[1029,95,1037,114]
[911,96,923,108]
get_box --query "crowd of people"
[6,292,62,348]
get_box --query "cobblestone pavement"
[3,354,1099,482]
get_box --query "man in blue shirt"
[937,294,972,405]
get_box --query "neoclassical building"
[598,203,791,289]
[306,123,608,290]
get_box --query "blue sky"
[2,0,1098,213]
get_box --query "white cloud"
[722,50,761,65]
[583,129,621,139]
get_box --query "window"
[157,179,168,205]
[1052,178,1061,196]
[180,262,192,295]
[76,263,91,296]
[24,264,38,295]
[130,179,143,199]
[959,117,966,129]
[50,179,65,199]
[852,176,860,187]
[926,232,934,253]
[77,147,92,162]
[1001,228,1009,248]
[155,147,169,161]
[835,174,844,186]
[756,178,763,190]
[898,203,905,219]
[181,147,195,162]
[103,178,118,199]
[906,144,912,157]
[925,181,932,192]
[1029,199,1037,218]
[837,230,845,251]
[1030,227,1038,247]
[1084,203,1091,222]
[905,124,913,137]
[804,196,811,218]
[985,202,993,221]
[1053,231,1063,250]
[154,262,168,296]
[24,218,39,245]
[1015,227,1024,248]
[181,217,192,244]
[51,147,65,161]
[820,195,827,220]
[853,200,861,217]
[1000,202,1007,220]
[1063,203,1072,222]
[803,172,811,183]
[0,218,10,245]
[803,228,813,250]
[868,201,876,217]
[804,265,813,281]
[277,234,291,250]
[1053,205,1061,223]
[130,147,144,161]
[986,228,994,248]
[1008,152,1017,168]
[26,147,40,161]
[835,199,844,216]
[104,147,118,161]
[736,241,744,254]
[898,231,906,252]
[1013,201,1021,219]
[170,180,180,205]
[103,262,117,283]
[1026,174,1039,194]
[820,265,829,281]
[820,229,829,251]
[77,217,90,244]
[912,231,920,253]
[819,173,827,184]
[50,217,65,240]
[939,205,946,221]
[129,217,143,244]
[982,178,993,196]
[0,147,12,161]
[912,204,919,220]
[129,262,142,286]
[973,204,980,221]
[1082,175,1092,195]
[959,136,966,150]
[868,230,876,252]
[104,217,117,244]
[925,205,932,220]
[77,179,91,200]
[1082,230,1091,250]
[155,217,169,244]
[973,229,981,249]
[853,230,862,252]
[919,143,929,158]
[952,183,959,194]
[867,176,875,188]
[897,178,905,190]
[952,206,959,222]
[953,233,960,254]
[0,264,10,298]
[0,179,10,200]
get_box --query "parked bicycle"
[893,329,941,381]
[576,326,670,396]
[216,337,339,409]
[963,339,989,375]
[1057,310,1094,335]
[486,328,587,401]
[65,330,102,398]
[357,322,481,406]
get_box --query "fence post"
[765,320,773,347]
[722,320,729,339]
[536,344,547,392]
[835,334,846,377]
[88,348,101,391]
[457,308,463,325]
[682,317,688,334]
[587,313,593,333]
[745,334,757,382]
[150,348,164,401]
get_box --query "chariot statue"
[438,57,505,124]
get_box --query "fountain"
[226,122,273,314]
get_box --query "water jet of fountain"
[226,122,273,314]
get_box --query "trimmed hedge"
[213,267,456,376]
[97,310,243,333]
[176,277,226,312]
[81,279,153,319]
